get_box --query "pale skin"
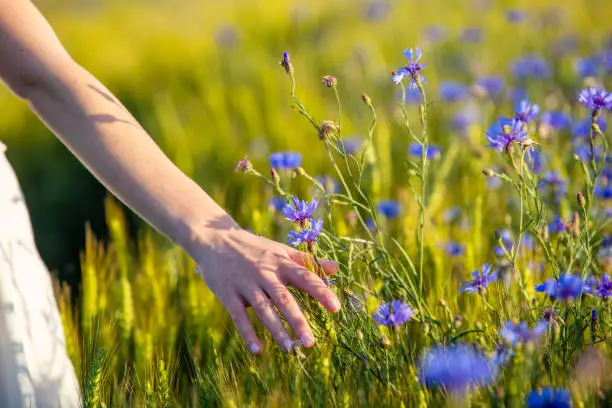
[0,0,340,354]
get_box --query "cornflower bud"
[482,168,495,177]
[294,166,306,177]
[591,308,598,325]
[271,168,281,185]
[322,75,337,88]
[577,192,586,209]
[361,93,372,107]
[572,212,580,237]
[280,51,293,75]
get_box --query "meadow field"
[2,0,612,406]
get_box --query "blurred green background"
[0,0,606,286]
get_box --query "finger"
[285,248,339,276]
[263,278,315,348]
[242,287,295,352]
[282,263,341,313]
[223,293,262,355]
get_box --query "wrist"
[179,211,240,261]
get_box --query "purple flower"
[572,116,607,140]
[363,1,391,21]
[438,81,469,102]
[505,9,526,23]
[575,56,601,77]
[373,300,414,326]
[423,25,447,43]
[499,321,548,346]
[510,86,529,104]
[526,388,571,408]
[288,219,323,247]
[282,196,319,224]
[461,28,483,44]
[409,143,441,159]
[419,344,495,393]
[340,137,363,155]
[476,76,504,97]
[399,87,423,104]
[584,274,612,300]
[577,88,612,112]
[376,200,401,219]
[315,175,340,194]
[540,111,571,131]
[486,117,528,152]
[269,152,302,170]
[539,171,567,201]
[460,263,498,293]
[452,105,480,133]
[525,148,543,173]
[393,47,427,88]
[445,241,465,256]
[512,56,551,79]
[548,217,569,234]
[536,274,583,302]
[269,197,286,212]
[514,100,540,124]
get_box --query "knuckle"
[253,298,270,315]
[277,291,293,307]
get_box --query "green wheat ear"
[83,348,104,408]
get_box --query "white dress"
[0,141,80,407]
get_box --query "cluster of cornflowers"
[283,196,323,252]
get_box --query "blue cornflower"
[442,206,462,223]
[575,56,600,77]
[461,27,483,44]
[445,241,465,257]
[539,171,567,201]
[585,274,612,300]
[373,300,414,326]
[268,152,302,170]
[438,81,469,102]
[602,51,612,73]
[505,9,526,23]
[315,175,340,194]
[548,217,569,234]
[526,388,571,408]
[393,47,427,88]
[486,117,528,152]
[525,148,543,173]
[365,217,376,231]
[578,88,612,112]
[510,87,529,104]
[493,230,514,257]
[572,116,607,139]
[514,100,540,124]
[363,1,391,21]
[499,321,548,346]
[409,143,441,159]
[452,105,480,133]
[512,56,551,79]
[419,344,495,393]
[423,25,446,43]
[340,137,363,155]
[288,219,323,248]
[376,200,401,219]
[536,274,583,302]
[282,196,318,225]
[460,263,498,293]
[269,197,286,212]
[540,111,571,131]
[476,76,505,97]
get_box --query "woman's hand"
[194,224,340,355]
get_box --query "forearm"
[21,61,233,258]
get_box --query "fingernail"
[300,335,315,347]
[282,339,294,352]
[329,298,341,312]
[249,343,261,354]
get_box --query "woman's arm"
[0,0,340,354]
